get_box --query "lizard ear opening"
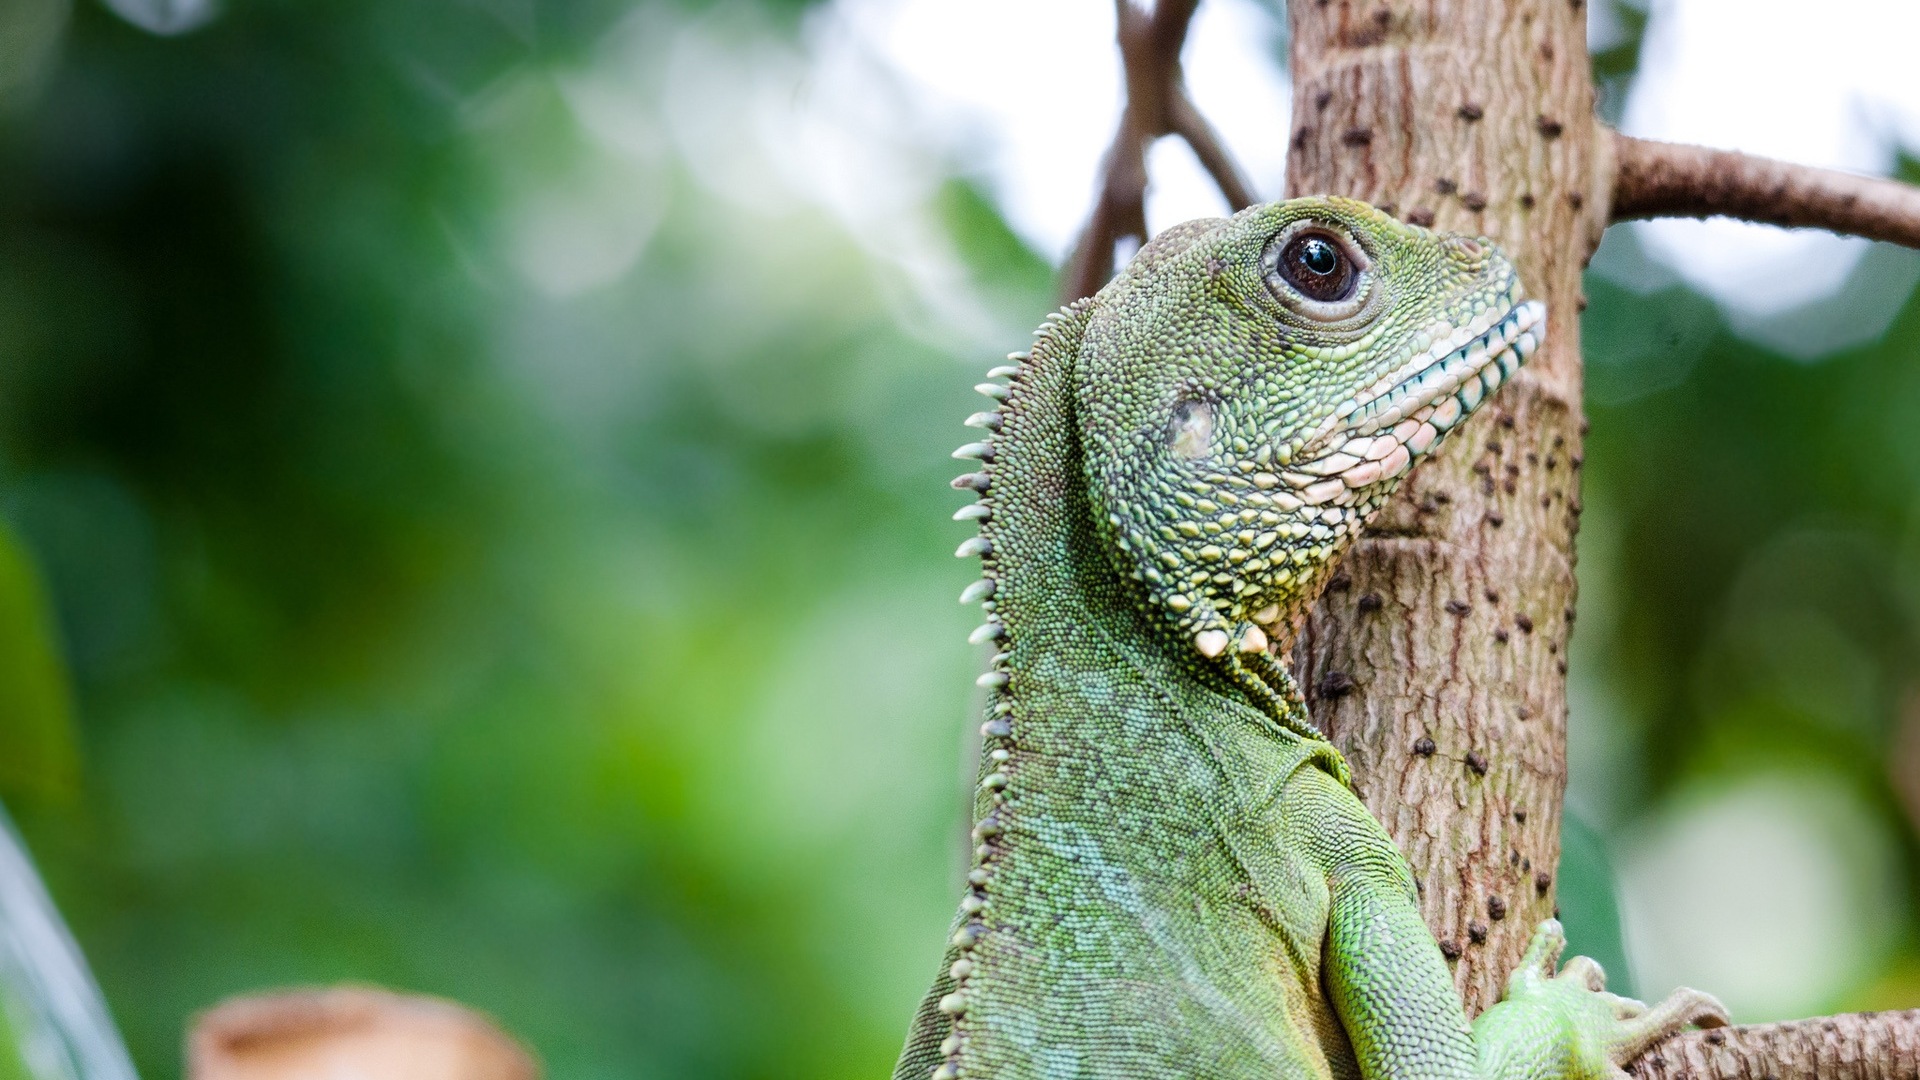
[1167,397,1214,461]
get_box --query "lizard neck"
[927,304,1343,1078]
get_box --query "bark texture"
[1062,0,1920,1072]
[1285,0,1599,1015]
[1612,132,1920,246]
[1627,1011,1920,1080]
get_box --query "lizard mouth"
[1276,298,1545,505]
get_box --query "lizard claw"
[1557,954,1607,993]
[1506,918,1567,996]
[1484,920,1728,1080]
[1608,987,1729,1067]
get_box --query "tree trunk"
[1071,2,1920,1071]
[1284,0,1599,1013]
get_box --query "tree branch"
[1062,0,1256,301]
[1169,92,1257,212]
[1610,131,1920,248]
[1626,1010,1920,1080]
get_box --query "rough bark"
[1284,0,1598,1015]
[1626,1011,1920,1080]
[1063,1,1920,1075]
[1612,132,1920,246]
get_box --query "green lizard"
[897,197,1725,1080]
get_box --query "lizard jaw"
[1278,298,1545,505]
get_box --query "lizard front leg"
[1284,763,1727,1080]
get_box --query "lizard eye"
[1262,223,1372,320]
[1275,231,1356,302]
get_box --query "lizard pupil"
[1278,233,1356,302]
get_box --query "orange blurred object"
[187,987,539,1080]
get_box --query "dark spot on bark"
[1440,940,1462,960]
[1557,659,1568,674]
[1292,127,1311,151]
[1458,103,1484,121]
[1499,414,1515,429]
[1466,751,1488,775]
[1488,896,1507,920]
[1567,192,1585,210]
[1357,593,1383,613]
[1484,589,1500,604]
[1535,871,1552,893]
[1445,599,1471,616]
[1519,193,1535,210]
[1328,572,1351,592]
[1406,207,1435,227]
[1571,453,1584,469]
[1372,6,1391,25]
[1515,614,1534,633]
[1462,192,1488,211]
[1342,127,1374,146]
[1486,512,1504,527]
[1509,850,1520,866]
[1564,608,1577,624]
[1539,42,1555,62]
[1435,178,1457,195]
[1472,462,1491,475]
[1315,89,1332,110]
[1504,479,1517,494]
[1414,736,1436,756]
[1494,628,1509,643]
[1705,1030,1724,1045]
[1433,491,1451,504]
[1536,115,1563,138]
[1545,456,1557,470]
[1547,641,1557,654]
[1513,809,1527,823]
[1467,921,1488,943]
[1317,671,1356,698]
[1516,705,1532,720]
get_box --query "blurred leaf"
[0,520,76,802]
[1557,811,1635,1000]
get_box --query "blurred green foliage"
[0,1,1915,1078]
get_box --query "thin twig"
[1062,0,1258,301]
[1611,131,1920,248]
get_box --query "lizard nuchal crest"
[902,198,1724,1080]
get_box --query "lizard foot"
[1477,920,1727,1080]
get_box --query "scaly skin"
[896,198,1725,1080]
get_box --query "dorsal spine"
[930,303,1087,1080]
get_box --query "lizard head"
[1076,196,1544,659]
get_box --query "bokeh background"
[2,0,1920,1076]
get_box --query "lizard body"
[897,199,1723,1080]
